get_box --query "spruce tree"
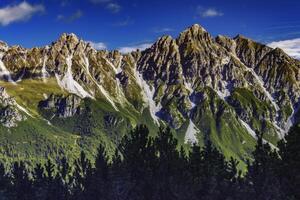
[153,127,179,200]
[0,163,9,199]
[72,151,92,200]
[119,125,156,200]
[246,132,283,200]
[9,161,34,200]
[278,125,300,199]
[84,145,112,200]
[33,163,47,200]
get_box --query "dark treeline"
[0,125,299,200]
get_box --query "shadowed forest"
[0,125,299,200]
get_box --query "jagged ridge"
[0,24,300,164]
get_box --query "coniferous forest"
[0,125,299,200]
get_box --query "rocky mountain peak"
[58,33,80,43]
[178,24,211,43]
[215,35,237,53]
[233,34,272,68]
[233,34,249,40]
[0,41,8,53]
[188,24,207,33]
[52,33,82,54]
[151,35,177,52]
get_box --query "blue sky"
[0,0,300,56]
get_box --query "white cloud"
[153,27,174,33]
[87,41,107,50]
[57,10,83,23]
[0,2,44,26]
[106,3,121,13]
[197,6,223,18]
[113,17,133,27]
[118,43,152,54]
[89,0,121,14]
[268,38,300,59]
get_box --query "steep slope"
[0,24,299,165]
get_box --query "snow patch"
[16,103,33,118]
[184,80,196,109]
[41,54,49,82]
[239,119,257,139]
[214,80,231,101]
[116,55,123,74]
[104,58,119,74]
[184,119,199,144]
[285,104,300,133]
[43,93,48,99]
[102,56,127,107]
[239,119,278,150]
[246,67,279,111]
[272,122,285,139]
[141,76,161,124]
[0,53,15,83]
[133,68,161,124]
[215,56,232,100]
[83,55,119,111]
[56,55,93,99]
[233,54,284,137]
[215,85,231,100]
[245,67,286,137]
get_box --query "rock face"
[38,94,82,118]
[0,87,26,127]
[0,24,300,162]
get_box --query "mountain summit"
[0,24,299,164]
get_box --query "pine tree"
[187,144,204,199]
[223,157,241,200]
[119,125,156,200]
[245,132,283,200]
[33,163,47,200]
[44,159,59,200]
[72,151,92,200]
[84,145,112,200]
[197,140,228,199]
[153,127,179,200]
[278,125,300,199]
[9,161,34,200]
[52,157,71,200]
[111,148,129,200]
[0,163,10,199]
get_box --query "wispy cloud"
[268,38,300,59]
[90,0,112,3]
[113,17,133,27]
[118,43,152,54]
[57,10,83,23]
[106,3,121,13]
[87,41,107,50]
[153,27,174,33]
[90,0,121,14]
[196,6,223,18]
[60,0,70,7]
[0,2,44,26]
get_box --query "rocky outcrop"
[38,94,82,118]
[0,87,26,127]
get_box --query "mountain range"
[1,24,299,166]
